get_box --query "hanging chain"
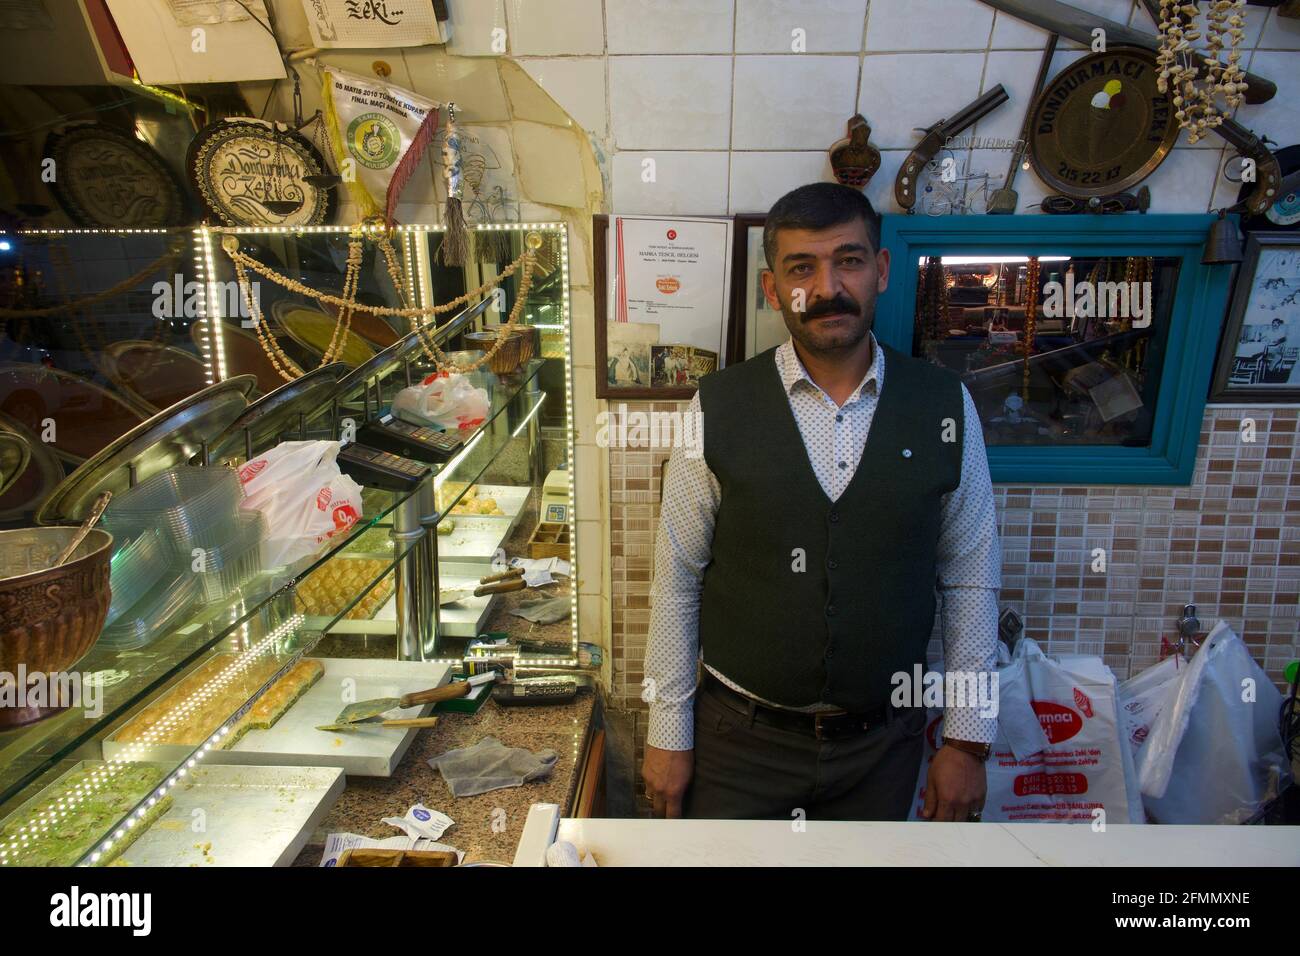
[224,225,541,380]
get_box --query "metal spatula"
[330,681,471,726]
[438,575,528,606]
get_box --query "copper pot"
[0,527,113,728]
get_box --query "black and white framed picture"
[1211,232,1300,403]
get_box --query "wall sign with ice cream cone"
[1027,47,1180,203]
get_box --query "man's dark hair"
[763,182,882,270]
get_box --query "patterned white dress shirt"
[646,333,1001,751]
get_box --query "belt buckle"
[814,712,849,741]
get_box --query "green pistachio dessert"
[0,762,172,867]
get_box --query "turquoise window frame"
[875,213,1234,485]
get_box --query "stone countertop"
[292,689,596,866]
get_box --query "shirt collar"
[775,332,885,405]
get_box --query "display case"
[876,214,1234,485]
[0,221,578,866]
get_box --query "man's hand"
[642,745,694,818]
[919,745,987,822]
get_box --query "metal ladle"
[52,491,112,567]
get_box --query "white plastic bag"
[1134,621,1291,824]
[237,440,364,568]
[392,371,489,432]
[1118,654,1182,757]
[909,639,1144,824]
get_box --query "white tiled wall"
[448,0,1300,218]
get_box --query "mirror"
[0,223,576,664]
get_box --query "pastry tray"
[116,764,345,868]
[104,658,453,777]
[212,657,452,777]
[436,514,514,564]
[444,483,530,536]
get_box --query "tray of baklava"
[103,655,453,777]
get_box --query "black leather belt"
[701,671,891,741]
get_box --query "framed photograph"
[1210,232,1300,403]
[595,214,734,399]
[729,215,789,362]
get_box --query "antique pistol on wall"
[894,84,1009,212]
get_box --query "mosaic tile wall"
[606,404,1300,772]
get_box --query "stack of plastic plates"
[105,528,170,626]
[189,511,266,604]
[103,466,243,554]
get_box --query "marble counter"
[292,690,596,866]
[515,817,1300,867]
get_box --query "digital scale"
[337,442,431,492]
[358,413,464,463]
[541,467,570,524]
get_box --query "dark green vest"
[697,343,964,711]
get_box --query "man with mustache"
[643,182,1001,821]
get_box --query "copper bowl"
[464,329,525,376]
[512,325,539,364]
[0,527,113,728]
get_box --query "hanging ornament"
[320,65,441,225]
[438,102,470,267]
[1155,0,1248,145]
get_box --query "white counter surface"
[515,811,1300,866]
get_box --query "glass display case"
[0,222,577,866]
[876,214,1235,485]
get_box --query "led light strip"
[82,614,305,865]
[0,614,304,867]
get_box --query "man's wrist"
[941,736,992,761]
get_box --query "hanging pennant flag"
[320,65,440,225]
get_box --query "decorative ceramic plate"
[274,302,377,368]
[187,118,336,227]
[42,124,187,228]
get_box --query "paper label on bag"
[382,804,454,841]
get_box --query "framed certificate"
[595,214,734,399]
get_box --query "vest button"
[828,511,840,523]
[827,559,838,570]
[826,605,837,616]
[825,646,834,658]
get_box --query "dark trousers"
[682,680,927,821]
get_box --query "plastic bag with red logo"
[391,371,489,432]
[909,639,1145,824]
[1133,621,1290,824]
[236,440,365,568]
